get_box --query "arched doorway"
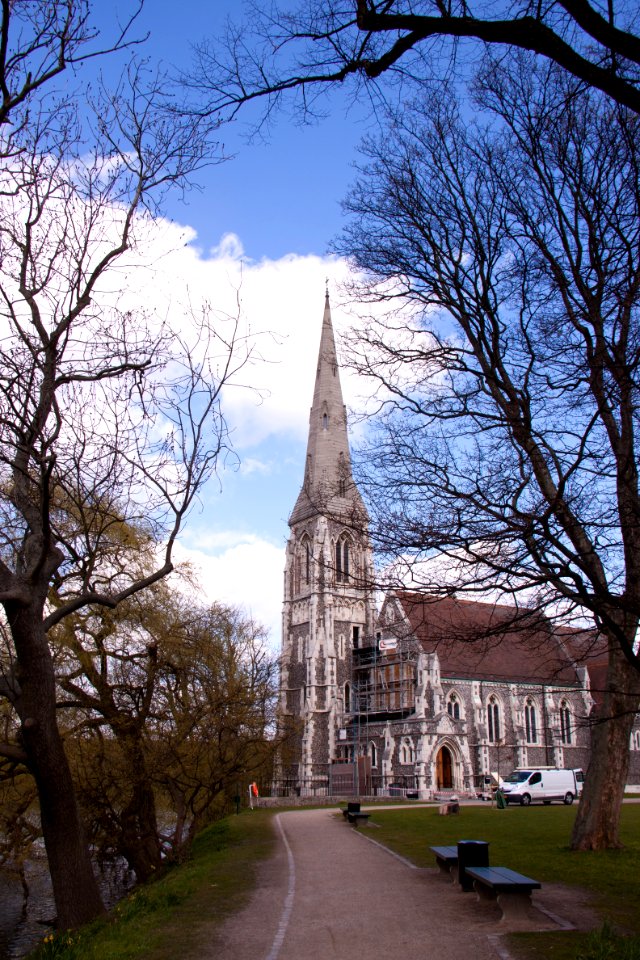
[436,745,453,789]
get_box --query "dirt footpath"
[200,808,598,960]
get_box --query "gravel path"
[199,807,596,960]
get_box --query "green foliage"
[577,923,640,960]
[23,804,640,960]
[27,811,275,960]
[32,933,83,960]
[55,589,279,878]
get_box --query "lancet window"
[525,698,538,744]
[560,701,572,744]
[335,534,350,583]
[487,695,501,742]
[447,692,461,719]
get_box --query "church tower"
[279,293,376,794]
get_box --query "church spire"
[279,294,377,794]
[289,293,367,525]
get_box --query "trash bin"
[457,839,489,892]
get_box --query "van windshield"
[504,771,532,784]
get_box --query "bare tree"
[0,0,144,132]
[332,57,640,849]
[188,0,640,119]
[0,3,241,930]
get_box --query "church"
[277,296,640,799]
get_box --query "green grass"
[25,803,640,960]
[27,811,275,960]
[367,803,640,960]
[574,922,640,960]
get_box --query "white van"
[501,768,582,806]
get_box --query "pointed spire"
[289,294,368,526]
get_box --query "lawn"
[368,802,640,960]
[27,810,276,960]
[25,803,640,960]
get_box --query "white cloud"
[174,535,285,650]
[84,214,408,652]
[239,457,272,476]
[117,221,379,450]
[210,232,246,260]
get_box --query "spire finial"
[325,277,329,300]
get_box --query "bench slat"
[466,866,540,890]
[429,845,458,861]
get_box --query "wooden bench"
[347,811,370,827]
[465,866,541,921]
[342,802,361,820]
[429,845,458,879]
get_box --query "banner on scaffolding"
[378,637,398,652]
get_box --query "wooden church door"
[436,746,453,789]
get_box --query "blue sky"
[98,0,372,260]
[86,1,379,644]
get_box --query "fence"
[270,768,419,799]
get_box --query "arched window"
[293,553,300,595]
[369,741,377,768]
[560,701,572,745]
[322,412,328,429]
[525,698,538,744]
[303,537,311,583]
[336,535,350,582]
[447,692,461,719]
[487,696,500,742]
[338,453,347,498]
[401,738,414,764]
[295,537,311,594]
[344,682,351,713]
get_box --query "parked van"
[500,768,582,806]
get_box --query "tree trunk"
[571,641,640,850]
[9,603,106,928]
[117,735,163,881]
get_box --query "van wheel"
[521,794,531,806]
[564,792,574,805]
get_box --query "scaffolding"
[352,641,416,721]
[329,638,420,796]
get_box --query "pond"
[0,858,135,959]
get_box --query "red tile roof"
[391,592,591,686]
[556,625,609,706]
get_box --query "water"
[0,860,56,959]
[0,858,135,958]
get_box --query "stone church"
[277,296,639,799]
